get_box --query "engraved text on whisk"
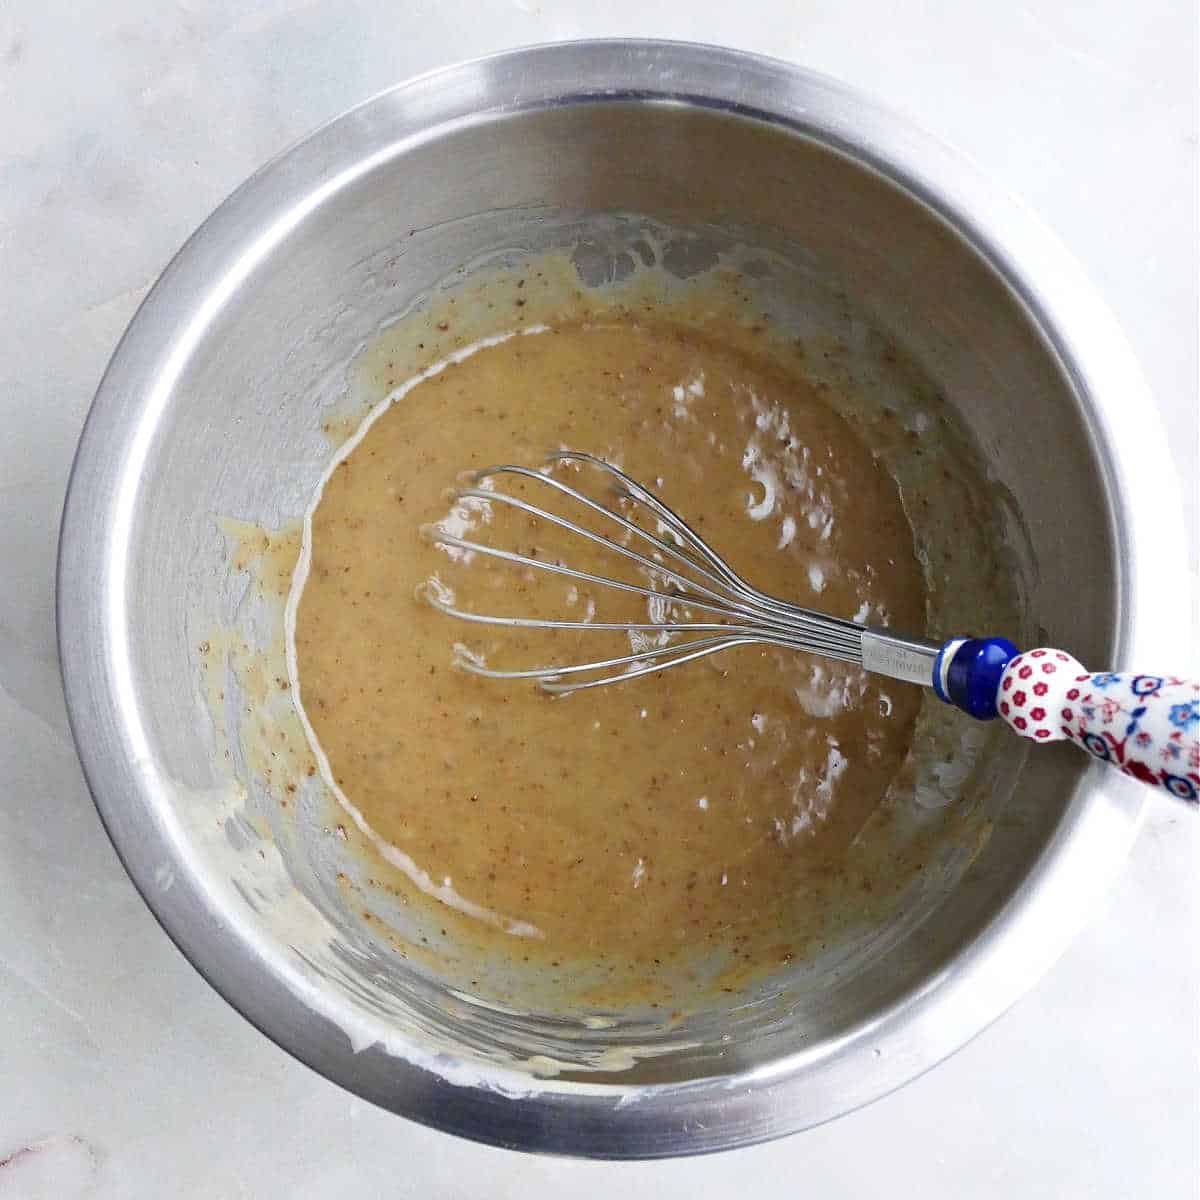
[860,629,941,687]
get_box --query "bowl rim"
[56,38,1181,1158]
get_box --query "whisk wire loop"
[422,453,869,692]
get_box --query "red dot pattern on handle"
[996,652,1077,742]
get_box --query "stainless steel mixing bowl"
[58,41,1176,1157]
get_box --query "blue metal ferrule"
[933,637,1020,721]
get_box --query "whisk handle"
[997,652,1199,801]
[934,640,1199,802]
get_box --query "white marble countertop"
[1,3,1196,1196]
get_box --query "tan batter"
[294,319,926,981]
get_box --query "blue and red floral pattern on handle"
[995,649,1200,803]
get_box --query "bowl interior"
[64,73,1125,1148]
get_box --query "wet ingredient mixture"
[293,319,927,987]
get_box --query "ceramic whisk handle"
[996,650,1200,803]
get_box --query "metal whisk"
[419,450,1199,802]
[422,450,947,693]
